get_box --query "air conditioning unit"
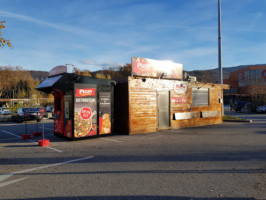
[188,76,197,83]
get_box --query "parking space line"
[1,130,63,153]
[46,146,63,153]
[100,138,122,143]
[39,127,54,131]
[0,138,20,141]
[0,156,94,188]
[1,130,21,138]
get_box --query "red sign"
[262,70,266,79]
[75,88,96,97]
[241,72,245,80]
[133,61,154,74]
[54,119,63,133]
[80,107,92,120]
[172,96,187,104]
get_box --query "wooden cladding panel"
[128,77,226,134]
[171,89,192,112]
[171,86,223,129]
[130,117,157,134]
[129,79,157,134]
[209,88,221,105]
[171,117,222,129]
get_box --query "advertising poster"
[131,57,183,79]
[99,92,111,135]
[74,84,97,138]
[239,71,249,87]
[54,116,63,134]
[172,96,187,104]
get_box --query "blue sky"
[0,0,266,72]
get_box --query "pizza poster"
[74,84,97,138]
[99,92,111,135]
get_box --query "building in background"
[224,65,266,106]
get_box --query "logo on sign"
[172,97,187,104]
[241,72,245,80]
[75,88,96,97]
[80,107,92,120]
[262,70,266,79]
[174,81,187,94]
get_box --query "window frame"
[192,87,209,107]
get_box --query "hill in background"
[29,70,48,81]
[29,64,260,83]
[185,65,250,83]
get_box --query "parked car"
[234,101,251,112]
[256,105,266,113]
[0,107,12,115]
[45,105,54,112]
[38,107,46,116]
[11,107,42,122]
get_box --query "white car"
[0,107,12,115]
[256,105,266,113]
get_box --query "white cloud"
[78,59,123,70]
[0,10,102,38]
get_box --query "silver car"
[256,105,266,113]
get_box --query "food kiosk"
[114,57,229,135]
[36,65,114,140]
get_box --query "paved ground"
[0,112,265,200]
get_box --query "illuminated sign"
[75,88,96,97]
[132,57,183,79]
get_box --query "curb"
[224,119,253,123]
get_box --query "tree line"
[73,63,132,79]
[0,66,43,99]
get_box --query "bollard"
[38,115,50,147]
[33,117,42,137]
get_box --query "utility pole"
[218,0,223,84]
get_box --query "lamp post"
[218,0,223,84]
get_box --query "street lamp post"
[218,0,223,84]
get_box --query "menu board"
[74,84,97,138]
[99,92,111,135]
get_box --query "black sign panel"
[99,92,111,135]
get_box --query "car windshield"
[23,108,39,112]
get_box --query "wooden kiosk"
[114,57,229,135]
[36,65,115,139]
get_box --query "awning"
[35,75,63,93]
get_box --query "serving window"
[192,87,209,106]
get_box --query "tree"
[95,73,107,79]
[73,67,92,77]
[0,66,36,98]
[0,21,13,48]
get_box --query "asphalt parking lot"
[0,112,265,200]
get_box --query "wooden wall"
[127,77,229,134]
[170,84,224,129]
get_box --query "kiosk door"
[158,91,170,128]
[63,94,73,138]
[53,90,64,134]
